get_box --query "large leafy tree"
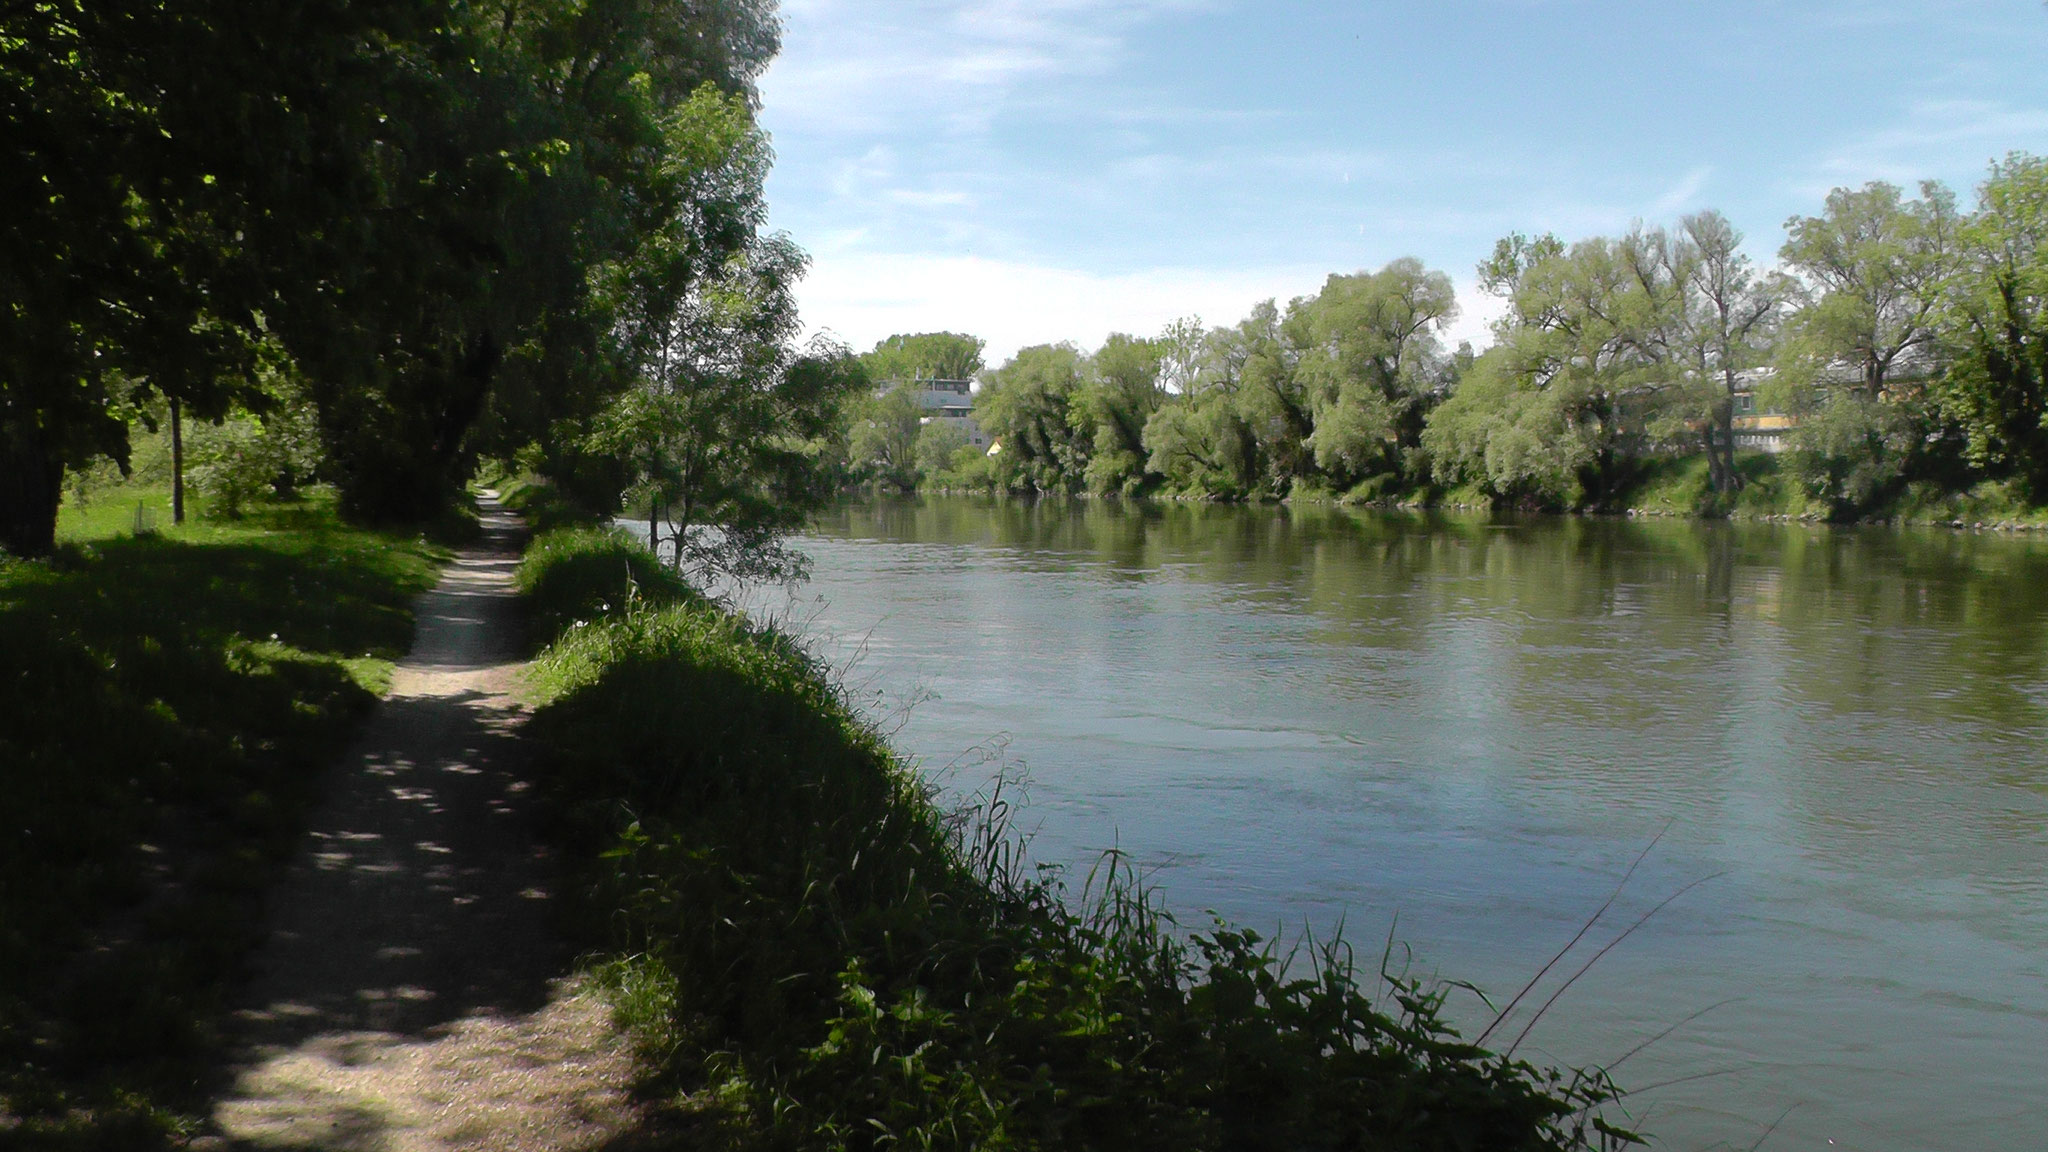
[1938,153,2048,499]
[1777,180,1961,514]
[1426,229,1682,507]
[860,332,986,382]
[1296,258,1458,488]
[846,384,924,491]
[1669,211,1786,493]
[1075,333,1163,494]
[2,0,786,554]
[0,0,323,555]
[1779,180,1959,398]
[974,344,1089,493]
[1143,320,1266,498]
[582,76,864,583]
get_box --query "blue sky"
[757,1,2048,365]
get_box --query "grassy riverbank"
[517,526,1639,1151]
[0,485,443,1146]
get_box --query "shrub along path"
[201,496,636,1152]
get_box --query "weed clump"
[521,527,1638,1151]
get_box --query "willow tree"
[1670,212,1785,493]
[1296,258,1458,490]
[1426,229,1684,507]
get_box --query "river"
[731,495,2048,1150]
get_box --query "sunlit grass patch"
[0,482,442,1144]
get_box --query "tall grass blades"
[519,526,1640,1152]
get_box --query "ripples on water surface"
[732,496,2048,1150]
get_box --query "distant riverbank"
[920,449,2048,533]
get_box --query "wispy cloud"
[1648,166,1713,218]
[761,0,1212,135]
[1799,99,2048,196]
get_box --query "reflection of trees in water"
[818,495,2048,886]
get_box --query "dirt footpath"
[202,495,636,1151]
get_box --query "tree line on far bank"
[843,155,2048,523]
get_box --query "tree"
[861,332,986,383]
[847,384,924,491]
[1669,212,1785,493]
[1296,258,1458,489]
[1938,153,2048,499]
[591,239,863,584]
[1143,321,1265,498]
[0,0,290,554]
[1779,180,1959,398]
[914,420,973,484]
[1426,228,1684,507]
[974,344,1088,493]
[1075,333,1163,494]
[1777,181,1961,514]
[2,0,787,555]
[1235,300,1317,491]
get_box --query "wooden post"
[170,396,185,525]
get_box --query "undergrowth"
[0,485,441,1146]
[519,527,1640,1151]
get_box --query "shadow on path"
[202,498,638,1152]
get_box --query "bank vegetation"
[839,158,2048,529]
[516,525,1642,1152]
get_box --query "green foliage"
[860,333,987,383]
[1076,333,1165,495]
[1784,392,1928,518]
[519,538,1637,1151]
[516,526,700,646]
[1937,154,2048,500]
[187,375,325,520]
[974,344,1091,494]
[1778,180,1959,399]
[913,420,974,485]
[4,0,786,552]
[0,489,439,1142]
[1298,259,1458,487]
[1624,453,1804,519]
[497,473,611,534]
[847,384,926,491]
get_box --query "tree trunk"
[0,412,65,558]
[171,395,185,524]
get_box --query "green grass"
[518,527,1638,1152]
[1622,453,1815,520]
[0,483,442,1146]
[1888,477,2048,528]
[513,525,701,648]
[496,473,613,535]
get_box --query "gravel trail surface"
[203,496,636,1151]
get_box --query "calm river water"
[738,496,2048,1151]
